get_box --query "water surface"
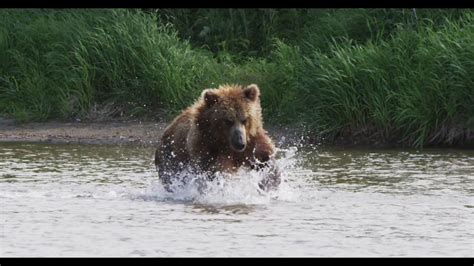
[1,142,473,256]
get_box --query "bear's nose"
[232,133,246,152]
[234,141,245,151]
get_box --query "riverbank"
[1,9,472,148]
[0,118,304,148]
[1,118,472,149]
[0,118,165,146]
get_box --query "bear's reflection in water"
[190,203,258,215]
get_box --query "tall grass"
[0,9,472,147]
[153,8,468,57]
[0,9,234,121]
[272,12,474,147]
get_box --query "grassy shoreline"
[1,9,473,148]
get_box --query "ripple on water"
[0,142,473,257]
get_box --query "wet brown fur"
[155,84,279,190]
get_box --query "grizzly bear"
[154,84,281,192]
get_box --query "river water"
[1,142,473,257]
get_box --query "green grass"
[270,13,474,147]
[0,9,472,148]
[153,8,467,57]
[0,9,235,121]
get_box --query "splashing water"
[132,146,303,205]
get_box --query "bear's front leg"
[256,157,281,192]
[251,131,281,191]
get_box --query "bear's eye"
[241,118,248,124]
[225,118,233,126]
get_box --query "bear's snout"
[231,128,246,152]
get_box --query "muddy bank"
[1,118,471,149]
[0,118,302,148]
[0,118,165,146]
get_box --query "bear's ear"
[243,84,260,102]
[203,89,219,106]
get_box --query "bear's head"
[196,84,263,153]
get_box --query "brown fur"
[155,84,280,191]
